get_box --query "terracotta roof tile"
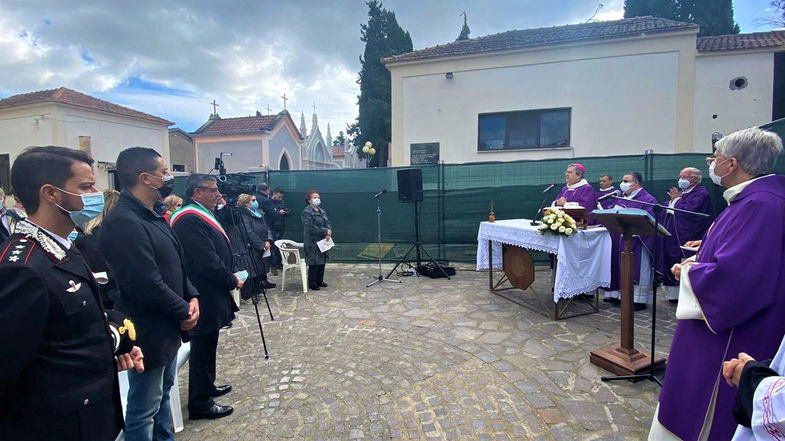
[193,114,280,136]
[696,30,785,53]
[0,87,173,125]
[384,16,698,64]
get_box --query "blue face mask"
[55,188,104,226]
[68,231,79,242]
[251,200,259,210]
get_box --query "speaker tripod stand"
[367,191,401,287]
[385,200,451,280]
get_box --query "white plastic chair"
[118,342,191,434]
[274,239,308,293]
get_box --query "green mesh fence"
[175,152,756,264]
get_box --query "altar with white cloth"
[477,219,611,320]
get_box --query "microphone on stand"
[597,190,621,202]
[531,184,559,226]
[373,189,387,198]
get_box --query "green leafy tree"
[624,0,739,36]
[333,130,347,147]
[456,12,471,41]
[771,0,785,27]
[350,0,413,167]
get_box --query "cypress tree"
[456,12,471,41]
[349,1,413,167]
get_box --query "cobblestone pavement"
[175,264,677,441]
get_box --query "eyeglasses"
[705,156,724,166]
[196,186,220,193]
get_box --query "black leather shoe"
[210,385,232,398]
[309,285,320,291]
[189,404,233,420]
[668,299,678,304]
[262,281,276,289]
[634,303,647,311]
[318,282,328,288]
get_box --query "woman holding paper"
[302,190,332,291]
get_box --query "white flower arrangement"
[537,207,577,237]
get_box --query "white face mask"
[709,159,731,186]
[677,178,691,190]
[619,182,633,194]
[311,198,321,207]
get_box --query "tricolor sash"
[170,204,230,243]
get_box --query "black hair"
[628,172,643,184]
[116,147,162,189]
[273,188,285,195]
[186,174,217,198]
[11,146,94,215]
[600,174,613,181]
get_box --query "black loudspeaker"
[397,168,423,202]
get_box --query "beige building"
[384,17,785,166]
[0,87,173,190]
[168,128,196,173]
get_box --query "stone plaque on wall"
[410,142,439,165]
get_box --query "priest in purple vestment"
[596,174,619,209]
[602,171,658,311]
[650,127,785,441]
[659,167,714,303]
[553,163,597,224]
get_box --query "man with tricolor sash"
[171,174,240,421]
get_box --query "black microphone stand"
[600,194,710,386]
[367,190,401,287]
[531,184,557,226]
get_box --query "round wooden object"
[502,245,535,291]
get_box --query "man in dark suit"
[101,147,200,441]
[0,187,24,242]
[171,174,240,420]
[0,146,143,441]
[267,188,289,274]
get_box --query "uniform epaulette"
[11,219,67,262]
[0,238,36,264]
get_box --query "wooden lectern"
[590,210,668,376]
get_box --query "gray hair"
[715,127,783,176]
[683,167,702,184]
[185,174,217,198]
[567,163,584,178]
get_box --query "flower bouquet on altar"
[537,207,577,237]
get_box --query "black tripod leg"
[252,296,270,359]
[260,285,274,321]
[385,244,416,279]
[418,245,451,279]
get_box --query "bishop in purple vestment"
[651,128,785,441]
[659,168,714,302]
[595,174,619,209]
[602,172,658,310]
[553,163,597,224]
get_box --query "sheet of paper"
[263,248,271,258]
[317,237,335,253]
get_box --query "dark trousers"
[270,229,284,268]
[308,264,325,287]
[188,331,219,412]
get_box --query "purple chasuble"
[554,183,598,224]
[605,188,658,291]
[659,185,714,287]
[596,187,618,210]
[658,175,785,440]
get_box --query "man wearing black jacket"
[267,188,289,273]
[0,146,143,441]
[171,174,240,420]
[101,147,200,441]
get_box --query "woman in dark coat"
[74,189,121,308]
[301,190,331,290]
[226,193,275,302]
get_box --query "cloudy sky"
[0,0,780,135]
